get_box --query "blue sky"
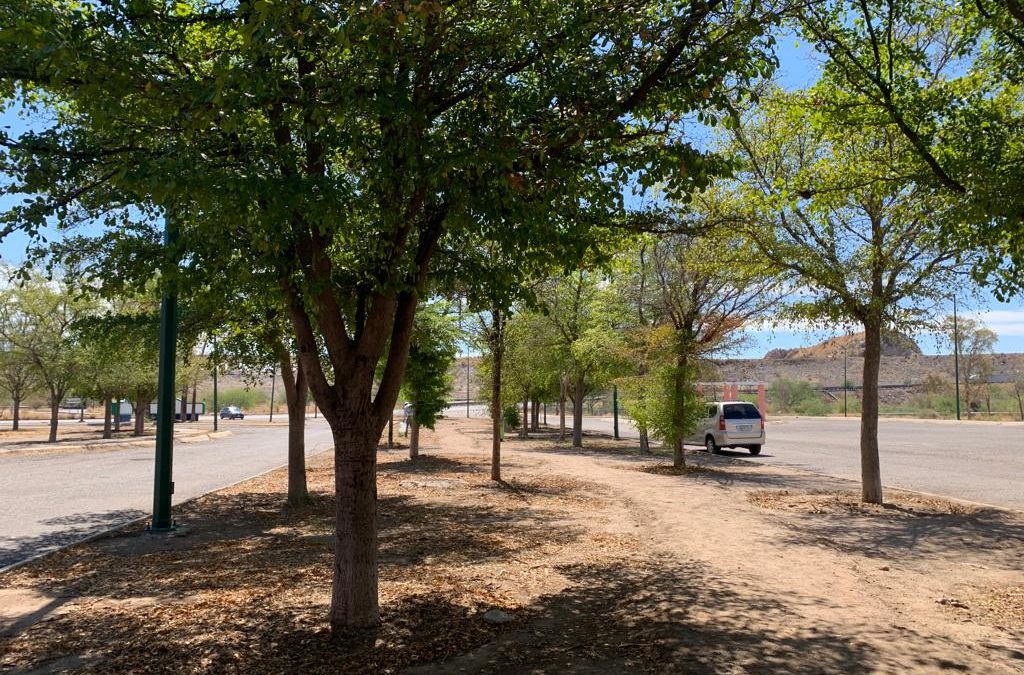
[1,30,1021,358]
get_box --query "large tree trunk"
[328,421,379,629]
[860,319,884,504]
[673,439,686,469]
[11,396,20,431]
[134,394,147,436]
[572,372,585,448]
[279,348,309,506]
[672,351,689,470]
[490,309,504,481]
[102,395,113,439]
[639,426,650,453]
[530,399,539,431]
[409,415,420,459]
[519,395,528,439]
[47,391,60,442]
[558,375,567,441]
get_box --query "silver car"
[685,401,765,455]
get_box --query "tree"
[795,0,1024,299]
[0,277,94,442]
[940,315,998,416]
[1,0,780,628]
[502,311,565,440]
[537,271,605,449]
[643,226,778,467]
[0,344,38,431]
[730,91,980,503]
[402,302,459,459]
[1013,373,1024,422]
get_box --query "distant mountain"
[764,331,923,360]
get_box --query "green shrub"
[768,378,829,415]
[503,403,520,430]
[218,388,268,410]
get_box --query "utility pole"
[613,385,620,440]
[212,335,218,432]
[269,365,276,423]
[150,218,179,532]
[953,295,961,421]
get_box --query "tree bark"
[490,311,504,481]
[409,415,419,459]
[672,351,689,469]
[559,375,567,441]
[114,398,122,433]
[519,395,528,439]
[102,395,113,439]
[860,319,884,504]
[47,391,60,442]
[387,417,394,448]
[572,372,585,448]
[190,384,198,423]
[134,394,147,436]
[11,396,20,431]
[673,439,686,469]
[530,399,539,431]
[279,348,309,506]
[328,422,379,629]
[639,426,650,453]
[180,385,188,422]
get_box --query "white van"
[685,401,765,455]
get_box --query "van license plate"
[737,424,752,432]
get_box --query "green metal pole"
[613,385,620,440]
[212,336,218,432]
[953,295,961,421]
[150,218,179,532]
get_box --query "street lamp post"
[150,218,179,532]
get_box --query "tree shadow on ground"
[1,477,589,674]
[767,503,1024,568]
[0,507,147,570]
[408,557,974,674]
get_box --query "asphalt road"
[566,413,1024,511]
[0,419,335,570]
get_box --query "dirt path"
[411,418,1024,674]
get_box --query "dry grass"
[968,585,1024,629]
[746,489,978,516]
[639,462,724,477]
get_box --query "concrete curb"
[0,429,230,457]
[0,439,333,576]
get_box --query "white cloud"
[963,310,1024,337]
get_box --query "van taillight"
[718,414,726,431]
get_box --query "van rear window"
[723,404,761,420]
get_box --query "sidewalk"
[1,418,1020,674]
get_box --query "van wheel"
[705,436,719,454]
[747,445,762,455]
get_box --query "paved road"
[563,413,1024,510]
[0,419,334,570]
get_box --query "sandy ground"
[0,417,1021,674]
